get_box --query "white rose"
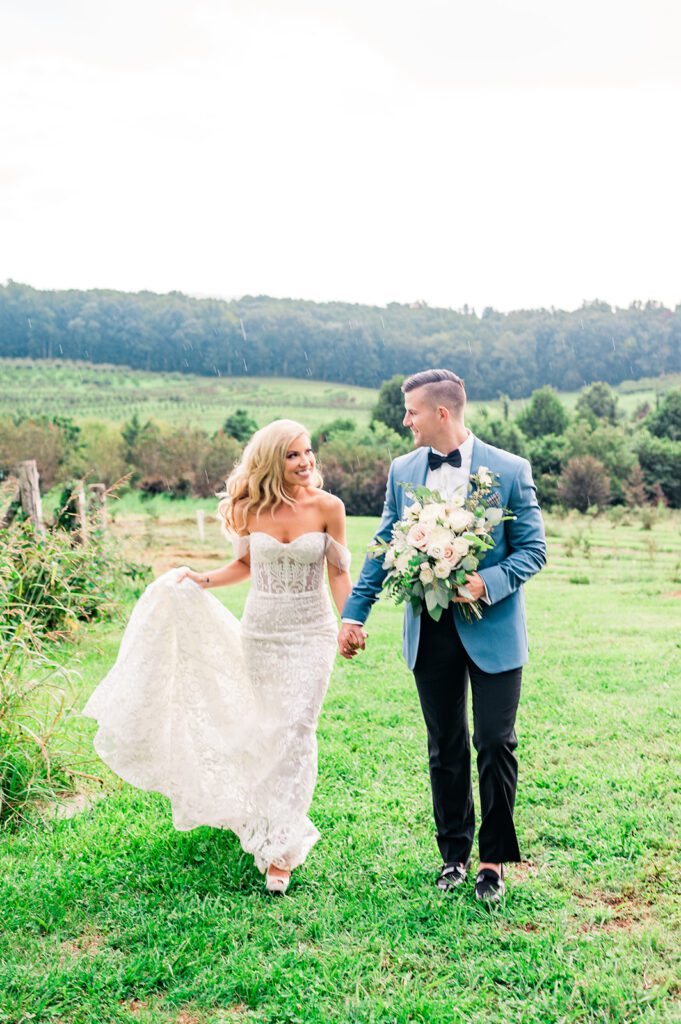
[447,508,474,533]
[434,560,452,579]
[446,490,466,509]
[426,527,453,560]
[451,537,470,557]
[419,564,434,584]
[405,500,422,520]
[419,502,446,525]
[383,549,396,569]
[484,507,504,527]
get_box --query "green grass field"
[2,358,679,434]
[0,360,377,433]
[1,507,680,1023]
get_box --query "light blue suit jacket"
[342,437,547,674]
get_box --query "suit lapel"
[467,434,484,495]
[396,448,429,514]
[414,446,429,487]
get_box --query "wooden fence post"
[71,482,88,545]
[88,483,108,531]
[18,460,45,536]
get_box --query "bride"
[83,419,353,894]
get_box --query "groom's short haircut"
[402,369,467,417]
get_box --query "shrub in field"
[0,520,150,644]
[557,456,611,512]
[72,421,127,485]
[0,417,70,490]
[222,409,258,442]
[0,519,150,824]
[516,386,570,439]
[318,422,410,515]
[196,431,243,498]
[469,408,528,458]
[372,374,409,436]
[623,462,648,508]
[133,427,211,497]
[634,430,681,507]
[574,381,621,425]
[563,420,636,504]
[0,632,78,826]
[644,389,681,441]
[525,433,568,508]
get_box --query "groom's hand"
[338,623,367,659]
[451,572,486,602]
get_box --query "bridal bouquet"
[369,468,513,623]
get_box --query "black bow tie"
[428,448,462,470]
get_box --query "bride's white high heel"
[266,866,291,895]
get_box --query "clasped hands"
[337,573,485,659]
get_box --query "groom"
[339,369,546,901]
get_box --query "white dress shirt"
[426,430,475,502]
[343,431,488,625]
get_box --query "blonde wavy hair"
[218,419,323,533]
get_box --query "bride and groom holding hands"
[84,368,546,901]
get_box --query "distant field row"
[2,358,679,432]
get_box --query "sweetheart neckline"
[248,530,327,545]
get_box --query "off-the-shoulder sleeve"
[325,534,351,572]
[228,531,251,560]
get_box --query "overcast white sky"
[1,0,680,311]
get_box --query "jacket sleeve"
[341,461,401,624]
[477,458,547,605]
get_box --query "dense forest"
[1,281,679,398]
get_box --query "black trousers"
[413,610,522,865]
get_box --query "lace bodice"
[230,531,351,595]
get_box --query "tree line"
[1,281,680,398]
[2,382,680,513]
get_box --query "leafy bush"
[0,417,71,490]
[0,520,150,644]
[318,422,410,515]
[634,430,681,507]
[372,374,409,436]
[1,633,78,826]
[469,408,527,457]
[557,456,611,512]
[516,387,570,439]
[574,381,620,425]
[222,409,258,442]
[644,389,681,441]
[196,432,242,498]
[0,519,150,825]
[563,420,636,504]
[72,421,127,485]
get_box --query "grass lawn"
[1,510,680,1023]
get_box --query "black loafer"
[475,865,505,902]
[436,861,468,891]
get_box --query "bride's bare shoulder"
[313,489,345,514]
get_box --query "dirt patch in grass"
[507,860,539,882]
[60,929,107,957]
[573,888,655,934]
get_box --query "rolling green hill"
[1,358,678,433]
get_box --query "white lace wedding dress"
[82,531,351,873]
